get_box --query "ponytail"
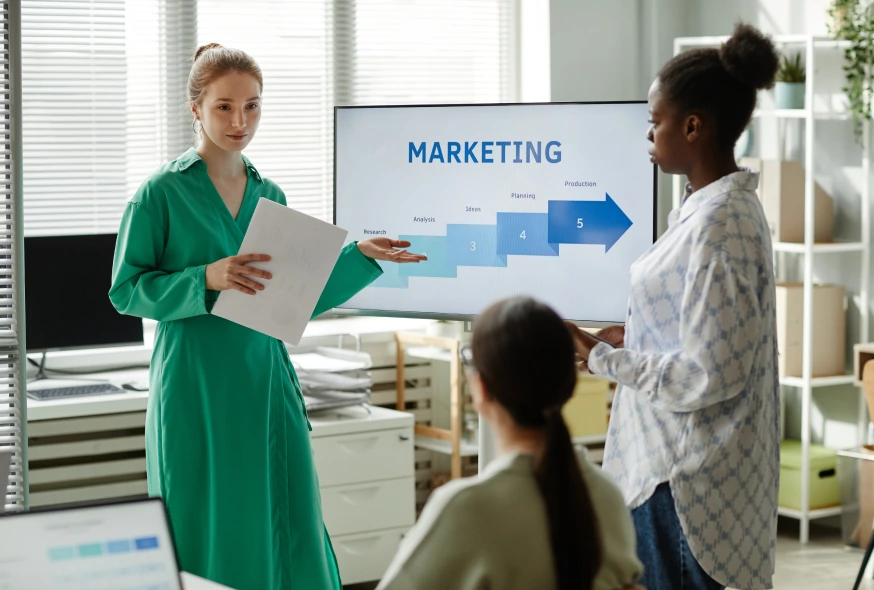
[535,406,601,590]
[471,297,603,590]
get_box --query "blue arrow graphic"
[547,194,633,252]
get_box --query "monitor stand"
[27,352,95,384]
[28,352,53,384]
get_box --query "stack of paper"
[289,346,373,413]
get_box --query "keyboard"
[27,383,126,401]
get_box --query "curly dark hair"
[657,22,780,152]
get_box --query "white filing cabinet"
[310,405,416,585]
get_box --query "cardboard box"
[562,374,609,438]
[740,158,834,243]
[854,342,874,388]
[776,283,846,378]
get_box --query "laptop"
[0,497,184,590]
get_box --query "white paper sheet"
[289,352,369,373]
[211,198,348,346]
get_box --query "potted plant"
[827,0,874,141]
[775,52,806,109]
[827,0,855,36]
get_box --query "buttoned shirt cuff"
[587,342,612,376]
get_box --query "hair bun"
[719,22,779,90]
[194,43,223,62]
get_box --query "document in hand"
[212,198,348,346]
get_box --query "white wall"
[547,0,690,234]
[548,0,642,102]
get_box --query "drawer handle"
[399,435,410,441]
[340,486,380,505]
[337,436,379,454]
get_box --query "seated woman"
[377,297,644,590]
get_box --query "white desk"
[27,369,150,421]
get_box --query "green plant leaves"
[777,52,806,83]
[828,0,873,141]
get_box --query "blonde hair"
[188,43,263,108]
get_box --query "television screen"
[333,102,656,325]
[25,233,144,352]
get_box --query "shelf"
[676,35,851,49]
[773,241,866,254]
[414,434,479,457]
[752,109,852,121]
[780,375,857,388]
[572,433,607,446]
[778,505,843,520]
[753,109,808,119]
[586,448,605,463]
[405,346,455,363]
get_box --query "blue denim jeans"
[631,482,725,590]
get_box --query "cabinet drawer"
[322,477,415,537]
[331,527,409,586]
[312,427,413,487]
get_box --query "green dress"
[109,148,382,590]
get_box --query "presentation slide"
[334,103,655,324]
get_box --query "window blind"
[200,0,517,222]
[1,0,26,511]
[334,0,517,106]
[21,0,127,236]
[197,0,334,221]
[21,0,516,230]
[21,0,194,237]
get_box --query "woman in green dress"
[109,43,425,590]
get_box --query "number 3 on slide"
[470,241,476,251]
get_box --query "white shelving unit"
[673,35,871,544]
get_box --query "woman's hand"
[567,324,625,372]
[596,325,625,348]
[206,253,273,295]
[565,322,602,373]
[357,238,427,263]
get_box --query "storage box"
[775,283,846,378]
[779,439,840,510]
[854,342,874,388]
[562,374,609,438]
[740,157,834,243]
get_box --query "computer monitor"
[0,497,184,589]
[24,234,144,354]
[333,102,657,326]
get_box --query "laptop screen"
[0,498,183,590]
